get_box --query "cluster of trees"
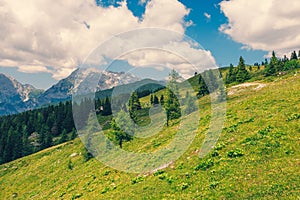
[197,69,226,102]
[150,94,164,106]
[95,97,112,116]
[0,101,76,164]
[225,56,251,84]
[225,50,300,85]
[264,51,300,76]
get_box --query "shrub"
[194,159,214,171]
[103,170,111,176]
[214,142,226,150]
[131,176,144,184]
[101,187,110,194]
[286,113,300,122]
[178,182,189,190]
[209,181,219,189]
[67,159,73,170]
[227,149,244,158]
[258,126,272,136]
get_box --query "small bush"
[158,174,166,180]
[82,148,93,162]
[101,187,109,194]
[195,159,214,171]
[227,149,244,158]
[166,176,174,184]
[286,113,300,122]
[153,170,165,176]
[178,182,189,190]
[103,170,111,176]
[67,159,73,170]
[214,142,226,150]
[258,126,272,136]
[211,150,219,157]
[131,176,144,184]
[209,181,219,189]
[72,193,83,199]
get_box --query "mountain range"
[0,69,140,115]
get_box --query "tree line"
[1,49,299,163]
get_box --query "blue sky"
[1,0,299,89]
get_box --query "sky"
[0,0,300,89]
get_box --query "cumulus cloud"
[219,0,300,57]
[0,0,216,80]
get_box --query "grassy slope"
[0,72,300,199]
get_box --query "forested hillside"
[0,50,299,165]
[0,64,299,199]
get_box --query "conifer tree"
[236,56,251,83]
[111,110,134,148]
[160,95,164,105]
[164,70,181,126]
[265,51,277,76]
[197,74,209,97]
[225,64,235,84]
[290,50,298,60]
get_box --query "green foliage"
[67,159,73,170]
[197,74,209,97]
[128,92,141,122]
[236,56,251,83]
[286,113,300,122]
[225,64,235,84]
[82,148,93,162]
[1,71,300,199]
[131,176,144,184]
[227,149,244,158]
[290,50,298,60]
[59,129,68,143]
[194,159,214,171]
[164,70,181,126]
[0,100,74,164]
[178,182,189,190]
[110,110,134,148]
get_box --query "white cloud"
[0,0,216,80]
[138,0,147,5]
[219,0,300,57]
[204,12,211,20]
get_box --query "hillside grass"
[0,72,300,199]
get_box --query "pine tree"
[59,129,68,143]
[265,51,277,76]
[160,95,164,105]
[236,56,251,83]
[225,64,235,84]
[102,97,112,116]
[290,51,298,60]
[153,95,159,105]
[150,94,154,105]
[70,128,77,140]
[164,70,181,126]
[111,110,134,148]
[197,74,209,97]
[128,92,141,122]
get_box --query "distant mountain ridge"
[0,73,43,115]
[0,69,140,115]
